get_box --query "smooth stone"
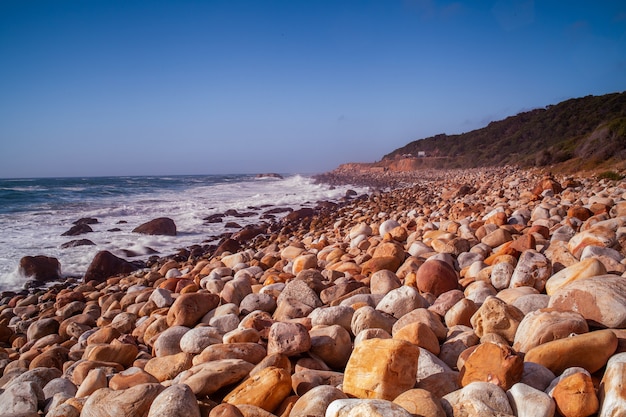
[552,372,598,417]
[326,399,413,417]
[240,293,277,315]
[509,249,552,292]
[180,326,223,354]
[43,377,77,400]
[416,347,453,380]
[85,342,139,368]
[438,328,480,371]
[221,277,253,306]
[176,359,254,397]
[292,255,318,274]
[393,321,440,355]
[392,308,447,341]
[520,362,556,392]
[392,388,446,417]
[267,322,311,356]
[289,385,348,417]
[0,381,43,415]
[144,352,194,382]
[149,288,174,308]
[276,279,323,310]
[376,286,429,319]
[459,342,524,390]
[379,219,401,237]
[544,258,607,295]
[309,305,355,333]
[524,329,618,375]
[513,308,588,353]
[444,298,478,328]
[599,352,626,417]
[291,369,344,396]
[146,383,200,417]
[26,317,59,342]
[351,306,396,336]
[224,366,292,413]
[167,292,220,327]
[414,260,459,297]
[4,366,62,391]
[507,383,555,417]
[548,274,626,328]
[568,225,616,258]
[224,328,261,344]
[309,324,352,369]
[208,404,245,417]
[441,382,513,416]
[470,296,524,343]
[193,342,267,367]
[490,261,515,290]
[369,269,401,294]
[343,338,419,400]
[80,383,165,417]
[428,289,465,317]
[417,371,461,399]
[511,294,550,315]
[75,368,107,398]
[47,403,80,417]
[464,280,497,304]
[481,228,513,248]
[109,367,159,390]
[153,326,189,357]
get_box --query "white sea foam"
[0,174,364,292]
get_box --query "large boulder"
[133,217,177,236]
[83,250,139,283]
[19,255,61,281]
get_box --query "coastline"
[1,165,625,416]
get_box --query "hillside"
[377,92,626,174]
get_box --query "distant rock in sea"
[255,173,283,179]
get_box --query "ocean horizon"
[0,173,365,292]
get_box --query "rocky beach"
[0,165,625,417]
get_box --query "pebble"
[3,166,626,416]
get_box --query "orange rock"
[224,366,292,413]
[361,256,403,276]
[458,342,523,390]
[524,329,617,375]
[413,260,458,297]
[393,321,440,355]
[343,338,420,400]
[552,372,598,417]
[166,292,220,327]
[144,352,194,382]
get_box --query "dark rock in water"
[256,173,283,179]
[224,209,240,216]
[108,228,122,232]
[282,208,316,223]
[19,255,61,281]
[132,217,177,236]
[117,220,128,224]
[83,250,139,283]
[263,207,294,215]
[232,211,256,218]
[204,214,224,223]
[214,238,241,257]
[62,223,93,236]
[232,224,266,243]
[73,217,98,225]
[225,222,242,229]
[60,239,96,249]
[345,189,357,197]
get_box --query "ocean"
[0,174,363,292]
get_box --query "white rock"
[442,382,513,416]
[599,352,626,417]
[379,219,401,237]
[0,381,43,415]
[149,288,174,308]
[179,326,223,354]
[326,399,412,417]
[507,383,555,417]
[147,384,200,417]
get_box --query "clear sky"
[1,0,625,178]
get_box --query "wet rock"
[83,250,139,283]
[19,255,61,281]
[133,217,177,236]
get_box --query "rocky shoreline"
[1,165,625,417]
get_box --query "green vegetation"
[597,170,625,181]
[383,92,626,172]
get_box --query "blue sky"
[1,0,625,178]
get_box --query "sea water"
[0,174,363,291]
